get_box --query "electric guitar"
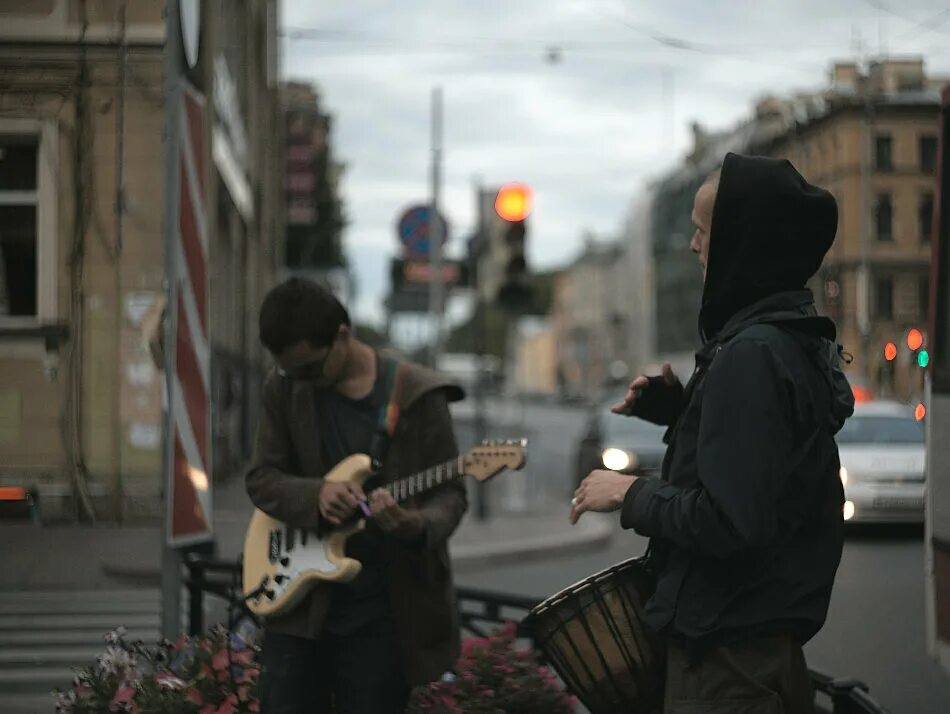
[242,439,527,617]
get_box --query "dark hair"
[258,278,351,355]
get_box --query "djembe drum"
[524,557,665,714]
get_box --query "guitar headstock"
[463,439,528,482]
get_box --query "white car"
[837,401,926,524]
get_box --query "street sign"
[396,204,449,258]
[390,258,469,291]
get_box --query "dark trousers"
[259,617,410,714]
[664,634,815,714]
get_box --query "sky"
[280,0,950,328]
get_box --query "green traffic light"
[918,349,930,368]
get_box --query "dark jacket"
[245,355,467,686]
[621,153,855,651]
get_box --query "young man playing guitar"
[247,277,467,714]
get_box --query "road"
[456,398,950,714]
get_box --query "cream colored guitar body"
[242,440,527,618]
[242,454,372,618]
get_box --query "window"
[0,137,38,317]
[920,192,934,243]
[836,414,924,445]
[875,276,893,319]
[0,120,57,325]
[875,135,893,171]
[920,135,938,174]
[875,193,893,242]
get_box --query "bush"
[407,622,576,714]
[53,625,260,714]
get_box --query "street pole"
[160,0,183,640]
[428,87,444,368]
[472,182,489,521]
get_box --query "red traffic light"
[907,328,924,351]
[495,183,533,222]
[884,342,897,361]
[915,403,926,422]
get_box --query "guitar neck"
[385,455,465,504]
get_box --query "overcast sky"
[281,0,950,327]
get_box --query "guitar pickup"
[268,530,282,563]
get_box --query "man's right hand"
[318,481,365,526]
[611,362,683,425]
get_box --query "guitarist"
[246,277,467,714]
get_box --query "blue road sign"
[396,204,449,258]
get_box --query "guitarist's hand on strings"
[318,482,366,526]
[370,489,425,541]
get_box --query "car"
[836,400,926,524]
[574,402,668,485]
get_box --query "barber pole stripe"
[168,82,212,545]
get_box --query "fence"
[183,554,889,714]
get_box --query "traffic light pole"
[428,87,444,367]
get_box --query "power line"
[859,0,950,37]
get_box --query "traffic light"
[907,328,924,351]
[884,342,897,361]
[494,184,533,310]
[905,328,929,369]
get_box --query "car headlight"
[839,466,848,486]
[602,448,637,472]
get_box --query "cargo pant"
[664,633,815,714]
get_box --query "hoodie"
[621,153,855,651]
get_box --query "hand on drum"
[570,469,637,524]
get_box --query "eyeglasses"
[277,347,332,381]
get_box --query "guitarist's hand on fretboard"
[319,481,366,525]
[369,488,425,541]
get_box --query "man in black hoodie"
[571,153,855,713]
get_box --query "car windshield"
[602,411,667,444]
[836,415,924,445]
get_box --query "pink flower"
[460,637,489,656]
[249,702,260,713]
[186,687,203,705]
[112,685,135,705]
[212,648,230,672]
[214,697,236,714]
[232,650,254,664]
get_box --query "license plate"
[872,497,924,510]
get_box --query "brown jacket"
[245,355,467,686]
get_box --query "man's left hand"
[570,470,637,525]
[370,488,425,541]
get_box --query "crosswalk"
[0,589,164,713]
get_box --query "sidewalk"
[0,474,612,592]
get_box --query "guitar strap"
[369,355,407,468]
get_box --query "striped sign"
[167,81,212,546]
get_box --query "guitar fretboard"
[385,455,466,503]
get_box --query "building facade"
[0,0,282,521]
[552,239,630,399]
[751,58,940,402]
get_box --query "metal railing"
[182,555,889,714]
